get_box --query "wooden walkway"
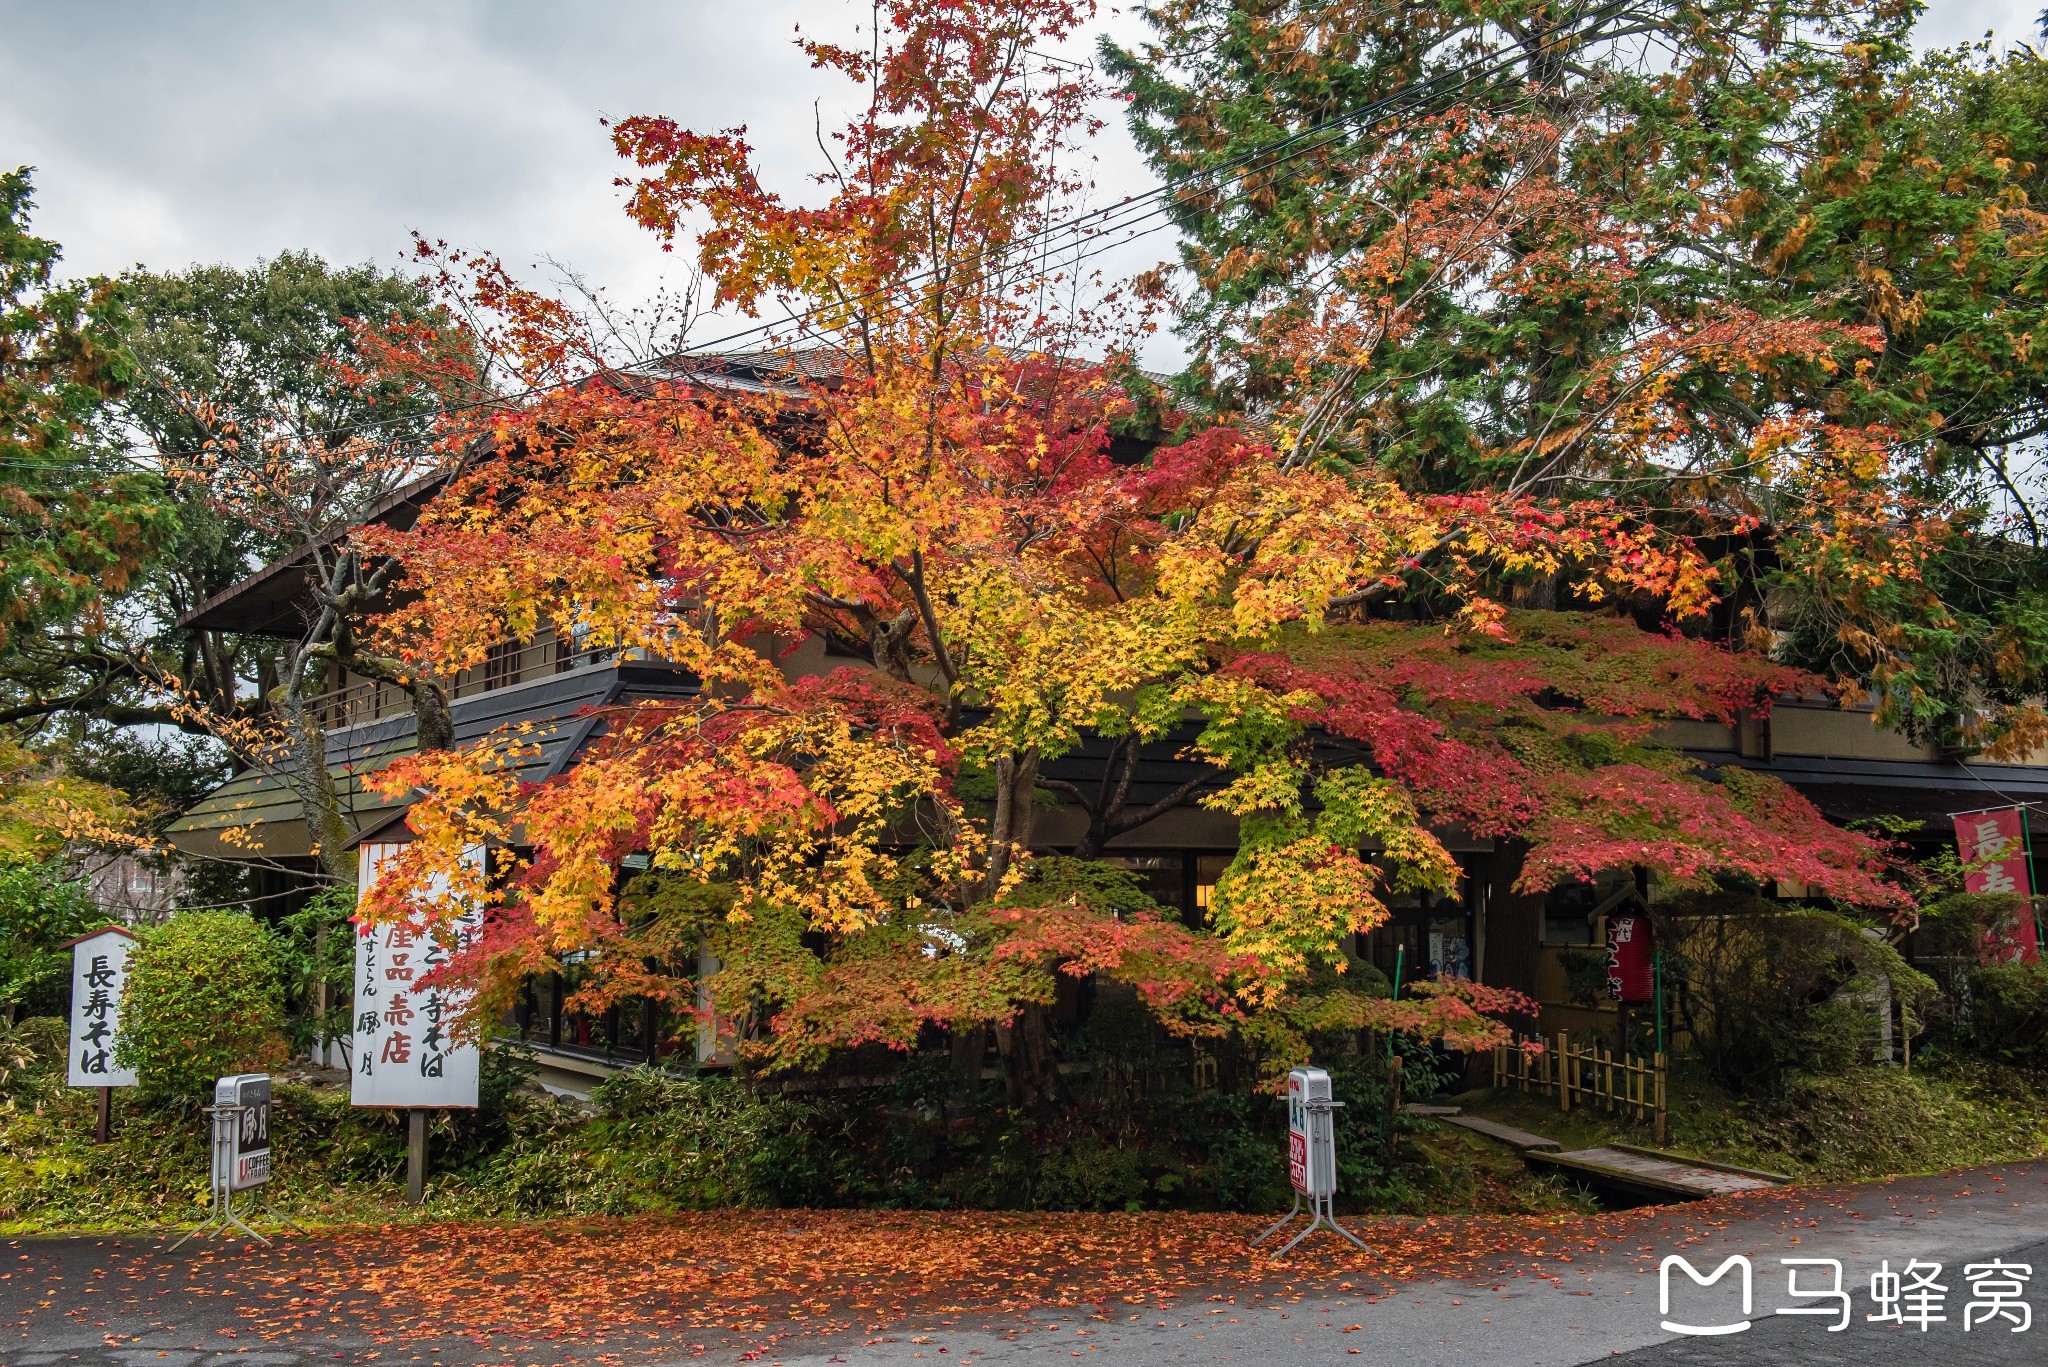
[1526,1144,1788,1203]
[1441,1113,1559,1152]
[1404,1105,1790,1204]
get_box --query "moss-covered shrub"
[1671,1060,2048,1181]
[1910,894,2048,1068]
[0,860,101,1019]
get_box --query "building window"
[483,638,524,691]
[1192,852,1231,929]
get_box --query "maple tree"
[1754,44,2048,755]
[348,0,1907,1100]
[0,242,481,896]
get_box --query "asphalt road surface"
[7,1164,2048,1367]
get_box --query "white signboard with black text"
[214,1072,273,1189]
[349,840,484,1109]
[66,927,138,1088]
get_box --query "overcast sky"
[2,1,2041,371]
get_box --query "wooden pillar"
[94,1085,111,1144]
[1481,843,1543,999]
[406,1109,428,1204]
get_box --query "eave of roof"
[177,470,452,636]
[174,349,1180,639]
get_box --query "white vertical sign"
[349,840,484,1109]
[67,927,139,1088]
[1285,1065,1337,1197]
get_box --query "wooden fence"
[1491,1029,1667,1143]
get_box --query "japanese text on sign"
[1606,913,1653,1002]
[349,841,484,1109]
[214,1073,272,1190]
[1284,1066,1336,1197]
[1952,807,2041,963]
[66,928,138,1088]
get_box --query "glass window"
[1192,853,1231,929]
[518,975,558,1046]
[611,999,650,1060]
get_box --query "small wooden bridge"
[1405,1105,1791,1204]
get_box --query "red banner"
[1981,907,2042,966]
[1606,913,1653,1003]
[1954,808,2040,964]
[1955,808,2032,898]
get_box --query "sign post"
[350,839,484,1205]
[171,1073,302,1248]
[61,926,139,1142]
[1250,1066,1370,1256]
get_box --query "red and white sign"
[1955,808,2032,898]
[1286,1072,1308,1192]
[1284,1066,1335,1197]
[1606,914,1653,1003]
[350,840,485,1108]
[1954,808,2041,964]
[1982,908,2043,965]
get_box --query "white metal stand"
[1249,1094,1370,1255]
[1251,1187,1370,1255]
[169,1103,302,1250]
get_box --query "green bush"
[274,885,358,1054]
[0,1014,67,1107]
[1961,962,2048,1064]
[1909,895,2048,1068]
[115,911,287,1103]
[1659,894,1933,1095]
[0,861,101,1019]
[1671,1060,2048,1182]
[464,1067,819,1214]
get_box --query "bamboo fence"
[1491,1029,1667,1142]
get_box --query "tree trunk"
[947,1023,987,1110]
[984,750,1041,898]
[992,1003,1061,1110]
[408,677,454,752]
[981,751,1061,1107]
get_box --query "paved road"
[7,1164,2047,1366]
